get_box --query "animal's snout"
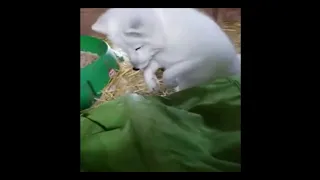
[132,67,140,71]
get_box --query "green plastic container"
[80,35,119,110]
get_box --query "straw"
[93,60,174,107]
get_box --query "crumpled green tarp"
[80,75,240,172]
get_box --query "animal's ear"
[92,14,110,35]
[123,16,144,37]
[92,21,105,34]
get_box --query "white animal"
[92,8,241,92]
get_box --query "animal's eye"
[135,47,142,51]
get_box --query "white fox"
[92,8,241,92]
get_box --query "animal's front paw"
[145,75,160,92]
[162,76,178,88]
[174,86,180,92]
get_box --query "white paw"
[174,86,180,92]
[163,76,178,88]
[145,75,160,92]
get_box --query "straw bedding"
[93,61,174,107]
[92,21,241,107]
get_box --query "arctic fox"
[92,8,240,92]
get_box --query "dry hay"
[91,21,241,107]
[93,59,174,107]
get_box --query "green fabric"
[80,75,241,172]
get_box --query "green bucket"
[80,35,119,110]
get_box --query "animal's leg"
[173,62,218,91]
[143,60,161,92]
[174,86,180,92]
[162,60,200,88]
[175,75,205,91]
[175,78,193,91]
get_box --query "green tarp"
[80,75,241,172]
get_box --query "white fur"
[92,8,241,92]
[237,54,241,62]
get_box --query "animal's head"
[92,8,165,70]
